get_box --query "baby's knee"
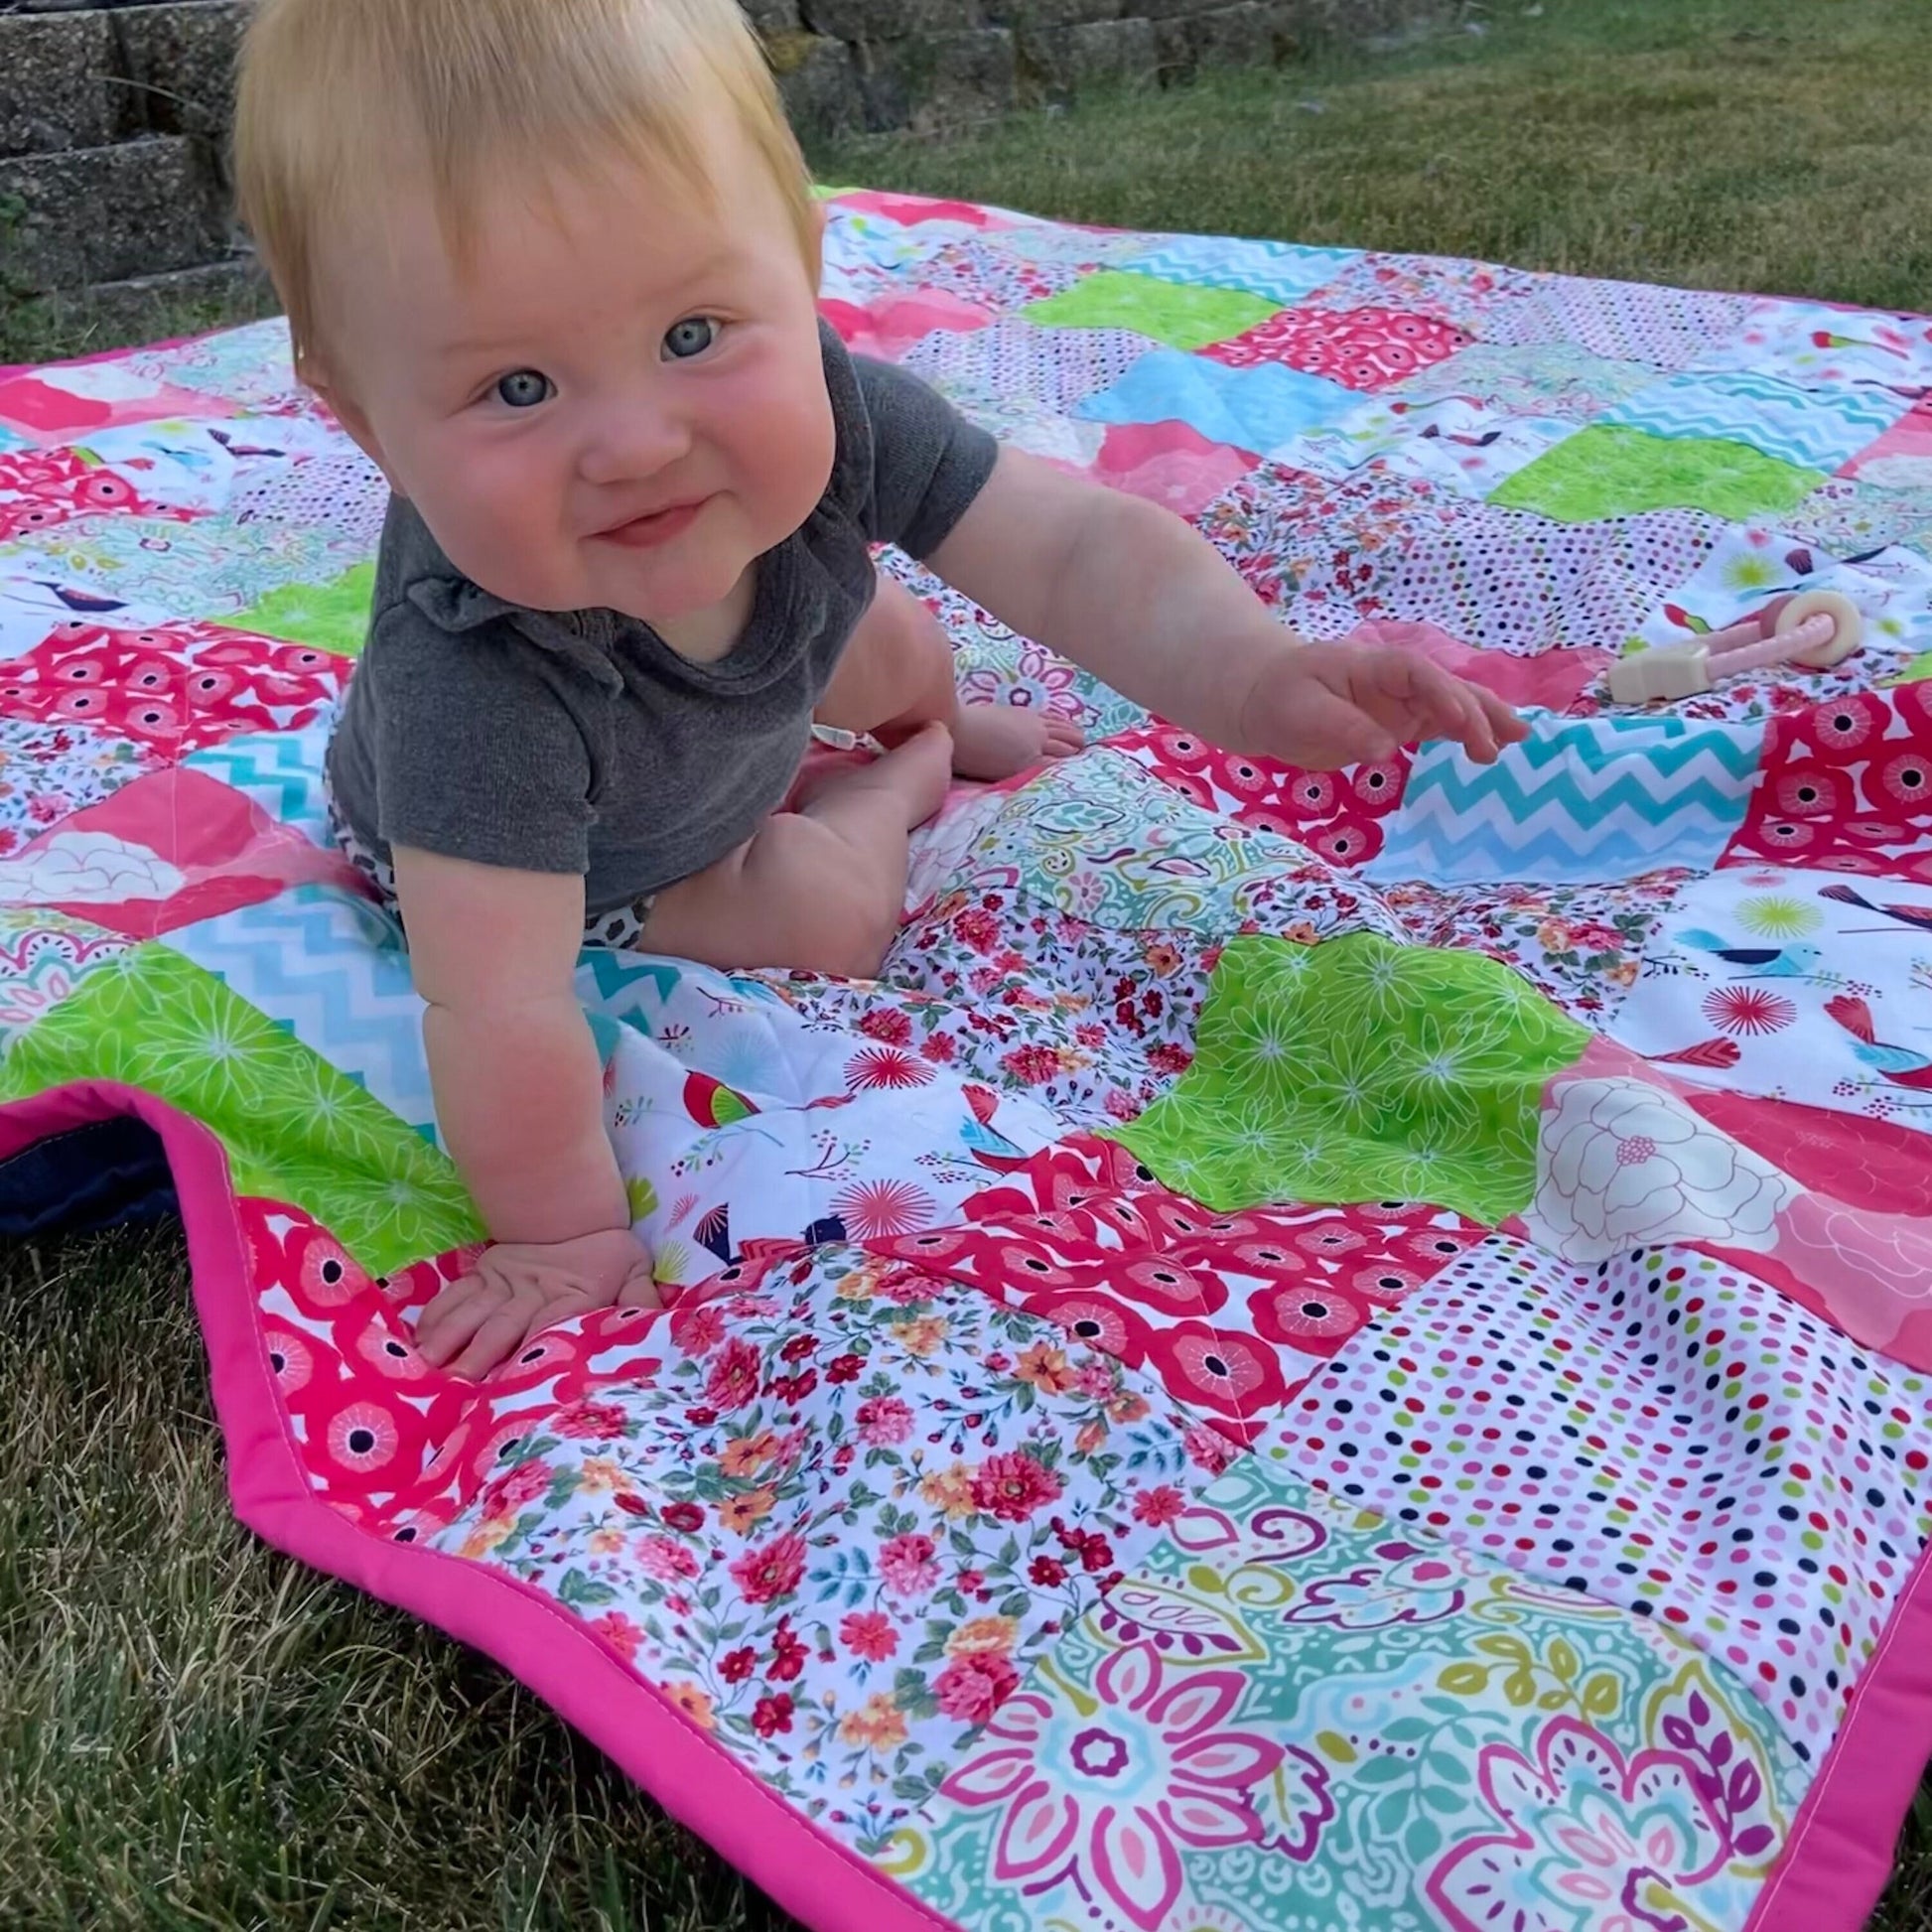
[877,575,951,663]
[832,577,954,735]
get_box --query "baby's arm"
[926,447,1525,768]
[396,847,657,1376]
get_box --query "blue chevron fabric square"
[159,882,437,1142]
[1073,348,1359,456]
[1363,712,1767,886]
[1112,235,1360,306]
[1599,368,1911,474]
[183,719,337,847]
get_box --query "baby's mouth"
[593,495,712,549]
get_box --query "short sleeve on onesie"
[845,345,1000,560]
[357,602,608,876]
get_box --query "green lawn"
[6,1,1932,1925]
[816,0,1932,314]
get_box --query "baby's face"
[313,123,832,625]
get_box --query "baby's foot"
[949,703,1085,782]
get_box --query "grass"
[813,0,1932,315]
[0,1227,797,1932]
[0,273,283,375]
[3,0,1931,1924]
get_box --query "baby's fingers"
[1476,685,1531,748]
[1426,669,1530,765]
[1449,683,1501,763]
[415,1273,501,1367]
[620,1257,665,1312]
[513,1282,603,1354]
[1042,715,1087,759]
[448,1284,547,1381]
[1448,684,1533,764]
[508,1260,656,1357]
[1404,661,1499,762]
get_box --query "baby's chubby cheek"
[775,396,839,535]
[720,367,838,556]
[402,454,586,612]
[309,390,587,613]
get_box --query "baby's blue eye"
[494,369,553,408]
[662,317,718,360]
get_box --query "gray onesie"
[324,320,998,942]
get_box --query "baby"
[234,0,1526,1380]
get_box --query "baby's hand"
[415,1228,660,1380]
[1240,642,1530,770]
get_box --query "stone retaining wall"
[0,0,1456,314]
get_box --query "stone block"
[771,33,866,142]
[1021,14,1156,96]
[1279,0,1449,48]
[51,254,276,353]
[0,12,118,157]
[0,136,229,293]
[1196,0,1281,64]
[1153,0,1280,75]
[743,0,803,30]
[984,0,1121,29]
[856,26,1016,130]
[1071,11,1157,78]
[1150,14,1190,73]
[920,25,1019,125]
[113,1,251,157]
[803,0,982,42]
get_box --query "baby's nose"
[577,403,693,484]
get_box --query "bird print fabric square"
[1609,864,1932,1130]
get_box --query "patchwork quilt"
[4,188,1932,1932]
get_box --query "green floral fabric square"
[1112,933,1590,1222]
[232,562,376,658]
[1488,423,1823,524]
[1023,271,1278,352]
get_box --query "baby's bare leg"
[820,574,1085,781]
[635,724,952,979]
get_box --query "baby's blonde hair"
[234,0,818,370]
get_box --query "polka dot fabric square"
[1369,498,1725,657]
[901,320,1164,417]
[1269,1234,1932,1760]
[1477,274,1759,369]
